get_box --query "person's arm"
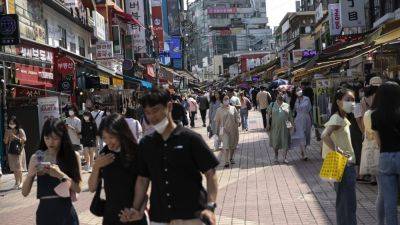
[321,125,341,151]
[132,176,150,210]
[19,129,27,144]
[204,168,218,203]
[3,130,9,145]
[22,154,38,197]
[71,152,83,193]
[88,153,115,192]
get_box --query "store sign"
[292,49,304,64]
[167,0,180,36]
[334,34,363,43]
[0,14,20,45]
[152,6,164,52]
[17,0,45,44]
[93,11,106,41]
[39,71,54,80]
[37,97,60,135]
[207,7,237,14]
[18,45,53,62]
[328,3,342,36]
[151,0,161,6]
[122,59,134,71]
[302,50,318,58]
[169,37,181,59]
[96,59,123,74]
[63,0,78,8]
[57,57,75,75]
[112,77,124,88]
[315,3,324,23]
[99,75,110,85]
[125,0,146,53]
[95,41,114,59]
[340,0,366,28]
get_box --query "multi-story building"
[187,0,275,81]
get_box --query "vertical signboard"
[169,37,181,59]
[152,4,164,52]
[167,0,180,36]
[125,0,146,53]
[328,3,342,36]
[340,0,366,28]
[6,0,15,14]
[93,11,105,41]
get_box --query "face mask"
[296,90,303,97]
[223,100,230,106]
[83,116,90,121]
[9,124,16,129]
[153,116,169,134]
[68,110,74,116]
[342,101,355,113]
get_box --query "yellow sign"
[99,75,110,85]
[7,0,15,14]
[112,77,124,87]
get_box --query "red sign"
[56,56,75,75]
[17,44,53,63]
[15,64,54,88]
[152,6,164,52]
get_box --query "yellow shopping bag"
[319,151,348,182]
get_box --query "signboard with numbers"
[340,0,366,28]
[0,14,20,45]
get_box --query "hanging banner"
[329,3,342,36]
[93,11,105,41]
[340,0,366,28]
[152,6,164,52]
[125,0,146,53]
[37,97,60,135]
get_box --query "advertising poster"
[167,0,180,35]
[169,37,181,59]
[37,97,60,135]
[152,6,164,52]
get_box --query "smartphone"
[36,162,51,172]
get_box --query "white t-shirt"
[66,117,81,145]
[91,110,104,129]
[125,118,143,142]
[230,96,241,107]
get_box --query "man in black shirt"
[121,89,219,225]
[171,94,188,127]
[197,91,209,127]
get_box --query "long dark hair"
[289,88,297,110]
[82,111,95,123]
[372,82,400,125]
[331,88,354,118]
[8,115,21,133]
[99,113,138,168]
[39,118,81,183]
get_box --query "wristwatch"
[206,202,217,212]
[59,175,69,182]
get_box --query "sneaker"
[203,124,206,127]
[283,159,290,164]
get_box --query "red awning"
[113,9,145,28]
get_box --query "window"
[70,42,76,53]
[59,26,67,49]
[78,37,85,56]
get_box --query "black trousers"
[190,111,196,127]
[200,109,207,125]
[260,108,267,129]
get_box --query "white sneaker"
[88,166,92,173]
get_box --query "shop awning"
[368,19,400,45]
[122,75,153,89]
[113,8,145,28]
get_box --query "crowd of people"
[1,75,400,225]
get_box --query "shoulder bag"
[90,177,106,216]
[8,138,22,155]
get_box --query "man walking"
[256,86,271,130]
[198,91,209,127]
[188,95,198,128]
[121,89,219,225]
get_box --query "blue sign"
[172,58,182,70]
[170,37,182,59]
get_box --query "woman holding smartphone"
[88,113,147,225]
[22,118,82,225]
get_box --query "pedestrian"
[215,94,240,168]
[321,88,357,225]
[171,95,189,127]
[188,95,198,128]
[268,93,292,164]
[81,111,97,172]
[91,104,104,155]
[228,88,241,110]
[257,86,272,130]
[88,114,148,225]
[209,91,222,150]
[120,89,219,225]
[3,115,27,189]
[198,91,209,127]
[301,80,320,141]
[251,87,259,110]
[371,82,400,225]
[239,92,251,131]
[66,105,82,152]
[22,118,82,225]
[291,87,312,160]
[125,107,143,142]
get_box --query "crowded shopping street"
[0,110,395,225]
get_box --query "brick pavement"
[0,110,393,224]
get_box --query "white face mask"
[68,110,74,116]
[9,124,16,129]
[342,101,355,113]
[223,100,230,106]
[296,90,303,97]
[153,116,169,134]
[83,116,90,121]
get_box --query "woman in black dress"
[22,118,82,225]
[81,111,97,172]
[88,113,148,225]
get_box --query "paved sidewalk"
[0,110,391,224]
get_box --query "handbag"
[246,99,252,110]
[320,151,348,182]
[90,178,106,216]
[359,139,380,176]
[8,139,22,155]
